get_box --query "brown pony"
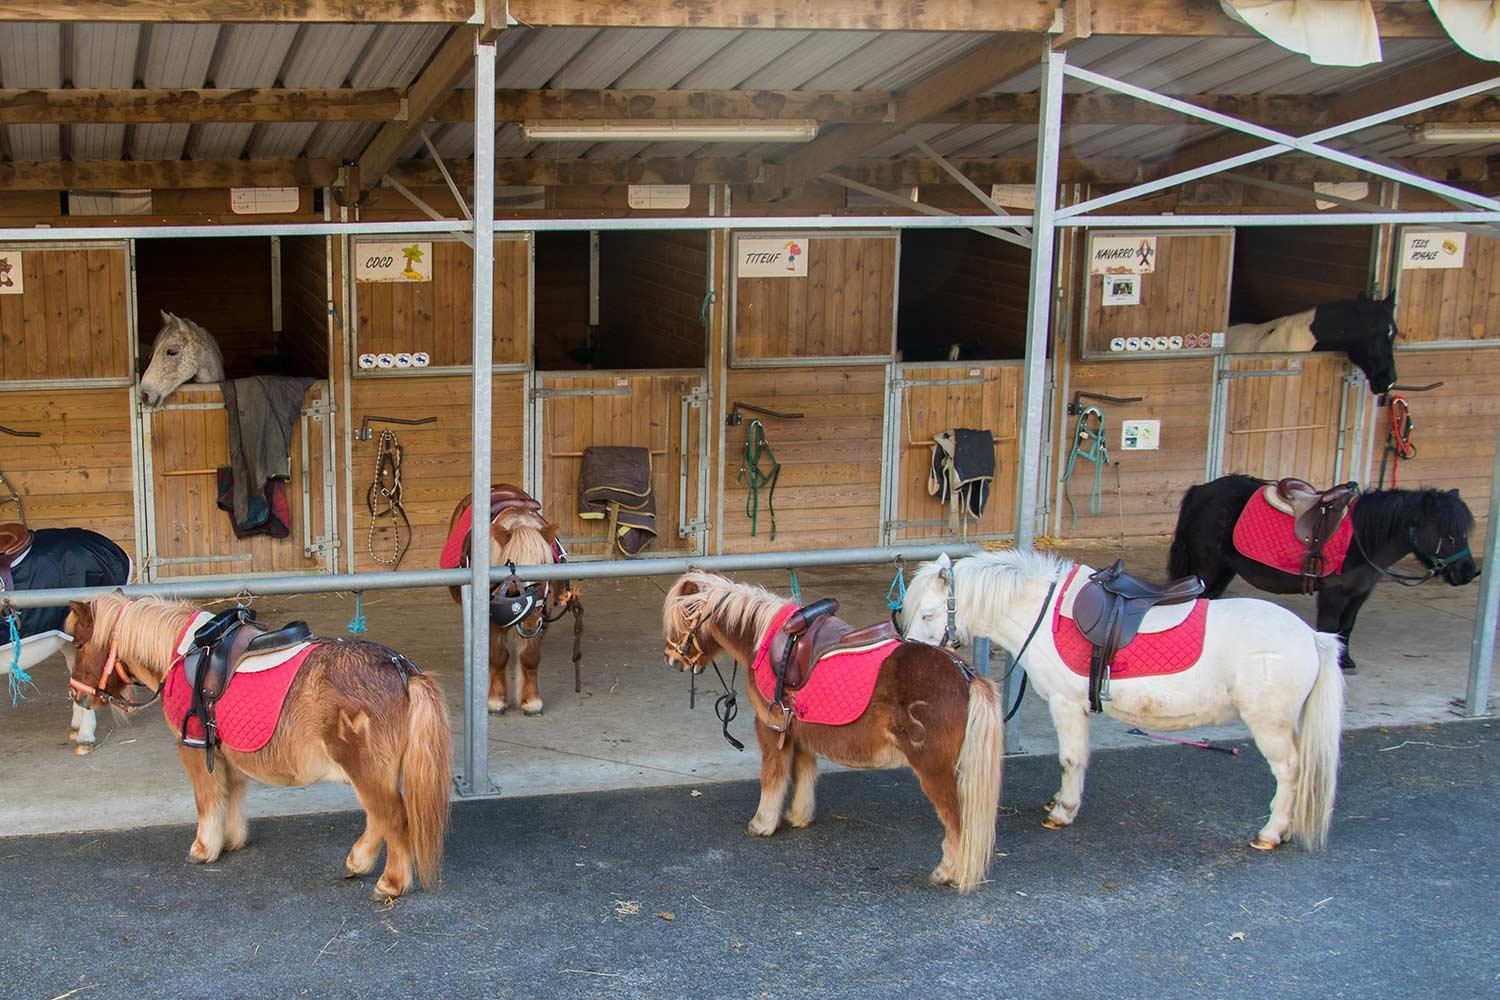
[447,492,572,717]
[65,594,451,899]
[662,572,1004,893]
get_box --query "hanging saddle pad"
[160,613,316,753]
[1232,485,1355,579]
[1051,565,1209,680]
[750,603,901,727]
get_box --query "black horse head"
[1308,292,1398,395]
[1409,489,1480,586]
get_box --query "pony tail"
[401,674,452,889]
[952,675,1003,893]
[1291,633,1345,850]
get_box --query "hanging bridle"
[940,569,963,650]
[68,628,162,710]
[664,591,731,674]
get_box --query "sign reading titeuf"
[737,237,809,278]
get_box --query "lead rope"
[711,660,745,751]
[366,429,411,568]
[1061,407,1109,530]
[4,599,30,705]
[346,591,369,635]
[1377,395,1416,489]
[738,419,780,540]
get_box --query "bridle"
[1351,520,1472,587]
[664,591,732,674]
[940,569,962,650]
[68,628,162,710]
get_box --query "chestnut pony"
[65,594,451,899]
[662,572,1004,893]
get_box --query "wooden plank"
[0,0,470,22]
[0,157,339,190]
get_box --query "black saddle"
[1071,560,1204,713]
[180,607,310,772]
[766,598,899,727]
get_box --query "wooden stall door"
[537,373,706,558]
[887,364,1021,542]
[1081,231,1232,358]
[140,383,334,580]
[0,244,131,382]
[1220,355,1349,485]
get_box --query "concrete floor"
[0,541,1492,837]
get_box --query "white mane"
[910,548,1074,639]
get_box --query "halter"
[940,567,963,650]
[68,629,161,710]
[664,591,732,674]
[1350,518,1471,587]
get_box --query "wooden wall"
[0,245,131,381]
[1055,358,1216,540]
[1221,354,1348,484]
[354,237,530,367]
[136,237,275,377]
[1082,232,1232,356]
[1395,230,1500,344]
[597,231,707,370]
[1231,226,1373,324]
[279,236,330,375]
[533,232,591,370]
[897,231,1029,361]
[347,374,527,573]
[538,372,701,558]
[0,387,135,552]
[733,235,896,362]
[892,364,1021,540]
[721,365,885,552]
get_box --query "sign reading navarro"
[1090,235,1157,276]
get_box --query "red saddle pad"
[751,603,901,727]
[1051,566,1209,680]
[161,626,315,754]
[1232,487,1354,579]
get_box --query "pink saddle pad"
[1232,487,1354,579]
[161,638,315,753]
[751,603,901,727]
[1051,566,1208,680]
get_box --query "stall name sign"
[738,237,808,278]
[1400,231,1466,270]
[0,249,23,294]
[1090,235,1156,275]
[356,242,433,283]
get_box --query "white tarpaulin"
[1219,0,1381,66]
[1429,1,1500,61]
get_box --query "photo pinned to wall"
[1120,419,1160,451]
[1102,273,1140,306]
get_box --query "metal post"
[1465,413,1500,717]
[1016,41,1064,551]
[463,32,497,797]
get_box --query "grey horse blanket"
[219,376,316,536]
[577,446,657,556]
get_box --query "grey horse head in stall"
[139,311,225,407]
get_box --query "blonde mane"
[86,593,201,684]
[910,548,1074,636]
[661,571,788,648]
[492,509,556,566]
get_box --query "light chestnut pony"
[662,572,1003,893]
[139,311,225,407]
[447,495,569,717]
[65,594,451,899]
[902,550,1344,851]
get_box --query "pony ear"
[160,309,173,324]
[67,600,92,625]
[936,552,952,582]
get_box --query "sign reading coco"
[356,242,433,283]
[1400,230,1466,270]
[738,237,809,278]
[1090,235,1157,276]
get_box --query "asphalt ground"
[2,719,1496,1000]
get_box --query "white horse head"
[903,548,1066,647]
[139,312,224,407]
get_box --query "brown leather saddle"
[1273,478,1358,592]
[180,607,310,772]
[1071,560,1204,713]
[766,598,899,723]
[0,522,33,594]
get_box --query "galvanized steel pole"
[1465,413,1500,717]
[464,31,498,796]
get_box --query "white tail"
[1291,632,1345,850]
[952,676,1004,893]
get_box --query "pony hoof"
[1249,837,1279,851]
[1340,663,1358,675]
[1042,800,1056,812]
[73,742,95,756]
[1042,816,1067,830]
[522,707,544,718]
[487,705,507,716]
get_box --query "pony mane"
[493,508,555,566]
[661,571,786,647]
[88,593,200,681]
[911,548,1073,633]
[1354,487,1474,543]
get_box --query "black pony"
[1225,291,1400,395]
[1168,475,1478,672]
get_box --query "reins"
[366,429,411,568]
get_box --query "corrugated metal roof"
[0,22,1480,175]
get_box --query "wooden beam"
[350,26,482,204]
[0,158,340,190]
[392,156,770,187]
[0,0,469,21]
[0,87,406,124]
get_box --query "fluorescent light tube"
[1410,123,1500,143]
[520,119,820,143]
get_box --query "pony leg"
[784,743,818,828]
[518,632,544,717]
[345,810,384,878]
[70,700,98,755]
[908,749,964,887]
[748,720,792,837]
[1242,719,1298,849]
[487,627,510,714]
[177,745,230,864]
[1320,588,1370,673]
[221,762,250,852]
[347,769,413,899]
[1044,698,1091,829]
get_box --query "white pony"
[139,312,224,407]
[902,550,1345,851]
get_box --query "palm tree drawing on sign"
[401,244,426,281]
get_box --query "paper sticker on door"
[1090,235,1156,275]
[357,242,433,283]
[1400,230,1466,269]
[0,250,23,294]
[1121,419,1160,451]
[738,237,808,277]
[1102,273,1140,306]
